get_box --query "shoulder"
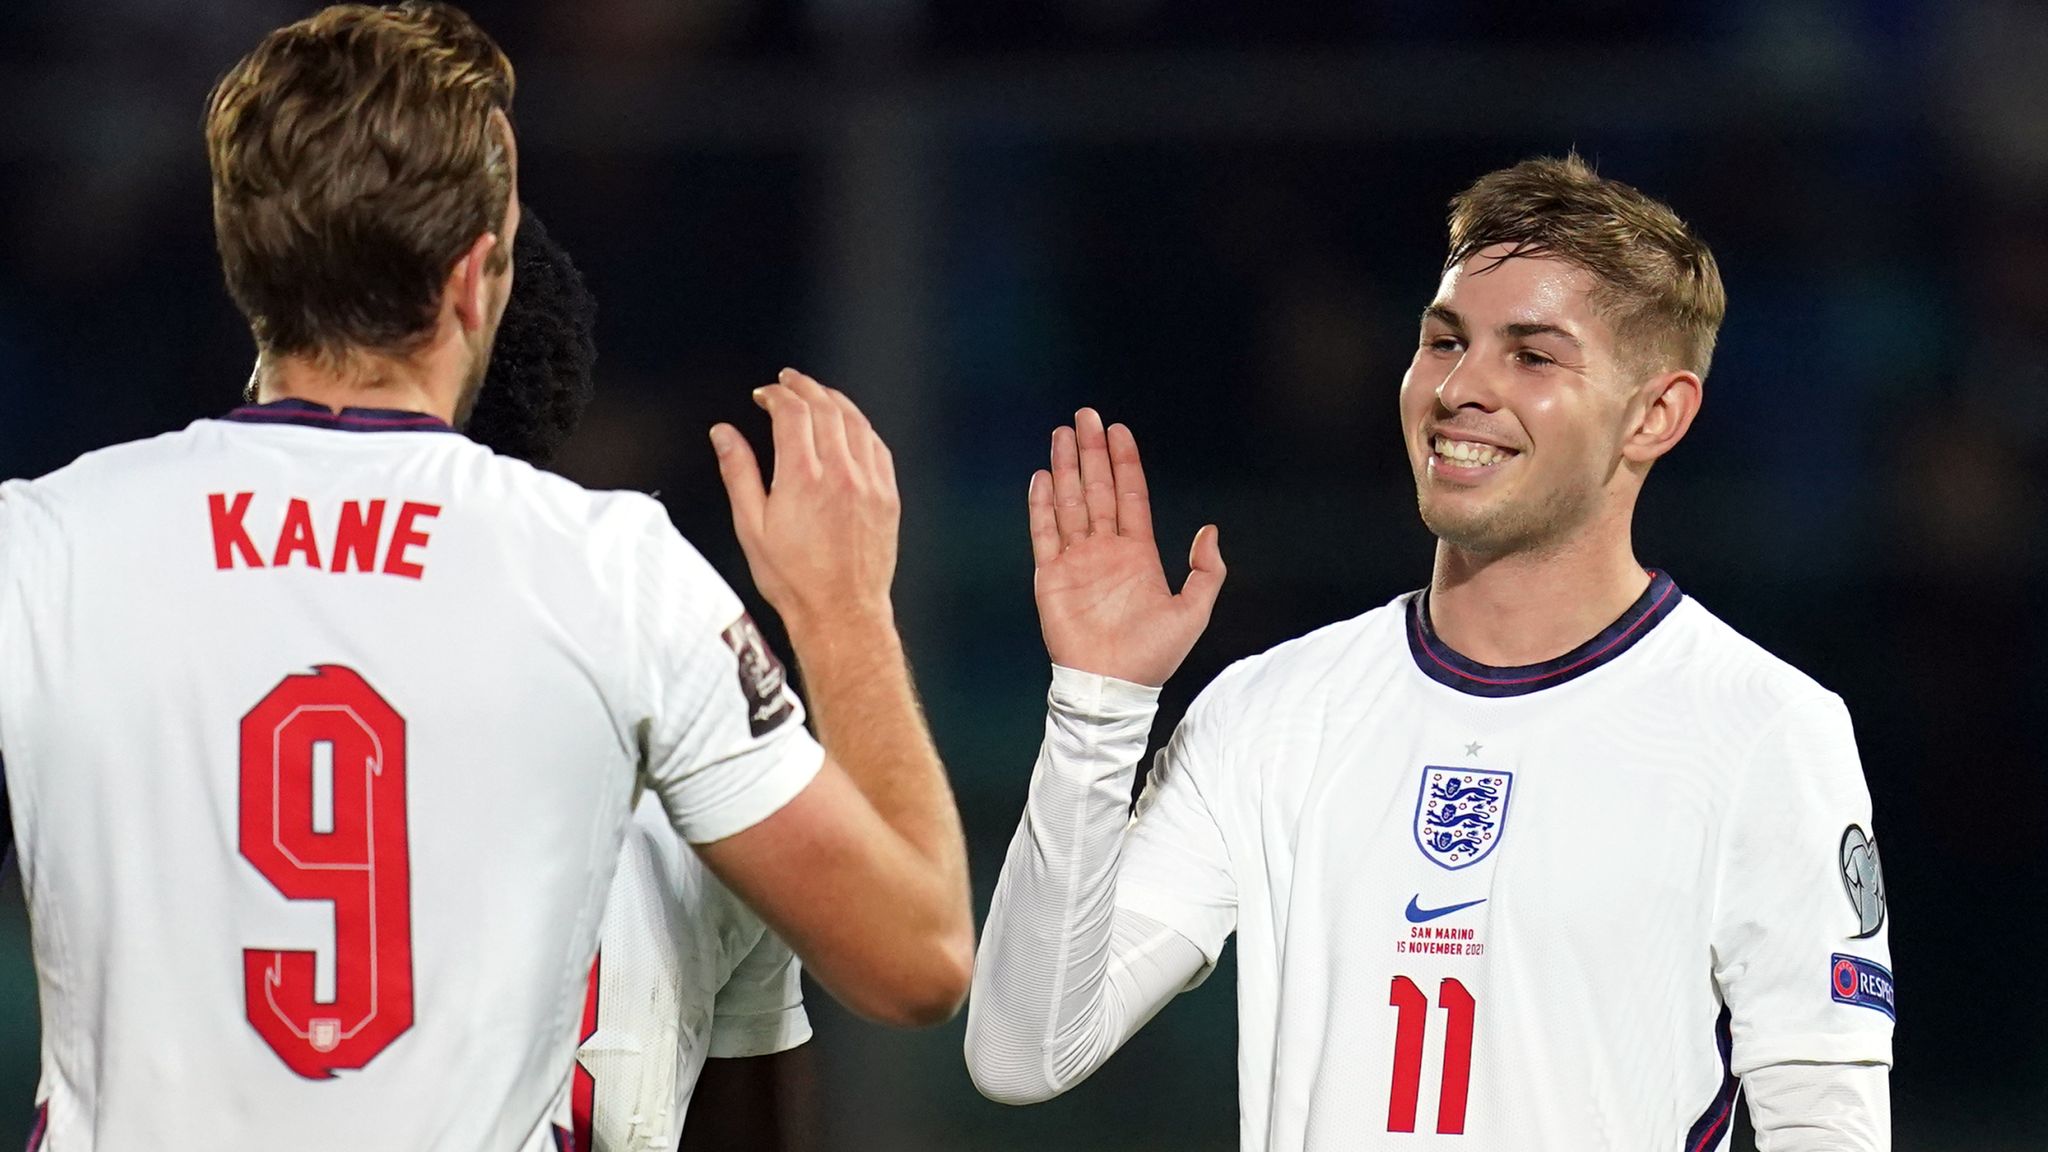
[10,424,214,502]
[0,426,218,555]
[450,441,655,528]
[1189,596,1410,720]
[510,479,745,658]
[1640,596,1866,790]
[1655,596,1844,722]
[454,451,719,582]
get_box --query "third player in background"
[466,206,814,1152]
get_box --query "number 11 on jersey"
[1387,975,1475,1134]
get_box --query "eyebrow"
[1423,306,1583,350]
[1502,321,1584,349]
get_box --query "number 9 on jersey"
[239,666,415,1079]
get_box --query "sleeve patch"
[1839,825,1886,938]
[721,614,796,738]
[1829,954,1894,1020]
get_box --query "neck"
[1426,520,1650,667]
[253,343,464,425]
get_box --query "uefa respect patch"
[1829,954,1895,1020]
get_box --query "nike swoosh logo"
[1406,895,1487,923]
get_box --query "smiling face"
[1399,245,1649,558]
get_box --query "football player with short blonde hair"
[966,154,1891,1150]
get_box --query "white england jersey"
[567,792,810,1152]
[1118,573,1893,1150]
[0,400,823,1152]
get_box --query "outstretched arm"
[965,410,1230,1101]
[964,668,1214,1103]
[691,370,973,1028]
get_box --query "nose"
[1433,352,1504,415]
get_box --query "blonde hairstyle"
[206,2,515,359]
[1447,153,1726,378]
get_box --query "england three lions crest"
[1414,767,1513,871]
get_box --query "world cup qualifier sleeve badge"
[1414,767,1513,870]
[722,613,797,739]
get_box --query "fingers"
[1105,422,1153,544]
[775,368,898,496]
[1074,408,1118,537]
[828,386,879,477]
[1177,524,1227,623]
[752,383,817,487]
[710,423,767,548]
[780,368,854,473]
[1027,470,1060,568]
[1049,426,1089,547]
[872,435,898,503]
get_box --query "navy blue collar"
[222,397,461,435]
[1407,570,1683,698]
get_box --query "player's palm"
[1029,411,1224,688]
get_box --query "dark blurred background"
[4,0,2045,1149]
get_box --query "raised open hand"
[1029,409,1224,687]
[711,368,900,638]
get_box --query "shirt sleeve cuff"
[1116,881,1232,968]
[1731,1033,1894,1077]
[1048,664,1163,717]
[708,1004,813,1059]
[675,736,827,845]
[1041,665,1161,782]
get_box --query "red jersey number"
[1387,975,1476,1134]
[239,666,414,1078]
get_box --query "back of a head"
[1446,153,1726,380]
[206,2,515,362]
[467,207,599,466]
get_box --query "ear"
[448,230,500,334]
[1621,369,1702,465]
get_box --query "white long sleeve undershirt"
[1745,1062,1891,1151]
[963,666,1890,1150]
[964,667,1206,1103]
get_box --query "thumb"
[1177,524,1226,618]
[710,424,767,547]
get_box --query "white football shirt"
[0,400,823,1152]
[567,791,810,1152]
[1112,573,1892,1149]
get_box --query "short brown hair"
[206,2,516,359]
[1446,153,1725,379]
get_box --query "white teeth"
[1432,435,1513,467]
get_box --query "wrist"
[1043,665,1160,771]
[784,602,901,672]
[1041,644,1176,689]
[1048,663,1162,720]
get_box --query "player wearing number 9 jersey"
[0,5,972,1151]
[966,155,1892,1150]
